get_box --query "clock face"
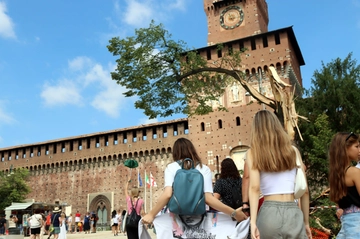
[220,6,244,30]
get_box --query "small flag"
[145,173,150,188]
[150,172,157,187]
[138,172,143,187]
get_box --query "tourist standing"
[50,207,61,239]
[111,210,120,236]
[329,132,360,238]
[58,212,67,239]
[124,180,144,239]
[83,212,90,234]
[247,110,311,239]
[142,138,248,237]
[213,158,243,209]
[74,210,81,233]
[0,215,6,236]
[67,213,72,233]
[28,209,43,239]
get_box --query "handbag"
[126,199,141,229]
[49,224,54,232]
[294,147,307,199]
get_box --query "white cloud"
[41,56,128,118]
[91,85,126,118]
[68,56,93,72]
[123,1,153,27]
[138,117,158,125]
[0,2,16,39]
[0,102,15,125]
[41,79,82,107]
[167,0,187,11]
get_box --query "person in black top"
[0,215,6,235]
[329,132,360,238]
[50,207,61,239]
[213,158,243,209]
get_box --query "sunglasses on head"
[345,132,356,141]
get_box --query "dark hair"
[172,138,202,169]
[329,132,359,203]
[112,210,117,218]
[219,158,240,179]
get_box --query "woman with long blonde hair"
[248,110,311,238]
[124,180,144,239]
[329,132,360,238]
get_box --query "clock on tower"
[204,0,269,44]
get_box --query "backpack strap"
[130,198,140,215]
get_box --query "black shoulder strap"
[345,165,352,172]
[131,198,140,214]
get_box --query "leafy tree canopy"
[0,168,31,211]
[303,53,360,132]
[107,21,274,119]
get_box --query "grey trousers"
[256,201,307,239]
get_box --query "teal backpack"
[167,158,206,216]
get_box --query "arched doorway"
[230,145,250,176]
[89,194,111,226]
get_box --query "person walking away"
[142,138,248,238]
[0,215,6,236]
[117,210,122,234]
[8,214,19,235]
[28,209,43,239]
[121,210,127,236]
[83,212,90,234]
[58,212,67,239]
[213,158,244,210]
[50,207,61,239]
[74,211,81,233]
[329,132,360,238]
[124,180,144,239]
[248,110,312,239]
[45,211,52,236]
[111,210,120,236]
[67,213,72,234]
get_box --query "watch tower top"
[204,0,269,45]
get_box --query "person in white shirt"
[27,209,43,239]
[142,138,248,230]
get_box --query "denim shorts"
[337,212,360,239]
[256,201,307,239]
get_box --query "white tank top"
[260,168,296,196]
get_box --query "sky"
[0,0,359,148]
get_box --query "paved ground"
[23,230,157,239]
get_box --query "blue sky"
[0,0,359,148]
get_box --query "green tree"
[297,113,334,194]
[107,21,281,118]
[303,53,360,133]
[0,168,31,211]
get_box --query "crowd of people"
[22,207,99,239]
